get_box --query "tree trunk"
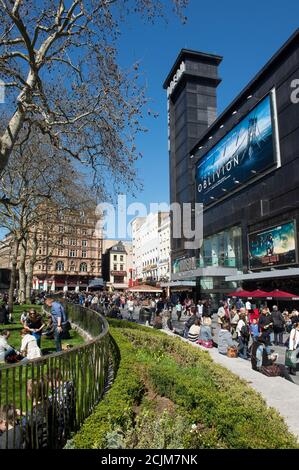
[26,229,38,304]
[8,238,19,314]
[0,70,36,174]
[18,237,27,304]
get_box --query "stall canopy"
[126,285,162,293]
[266,289,296,299]
[247,289,270,298]
[227,290,253,298]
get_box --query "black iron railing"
[0,303,110,449]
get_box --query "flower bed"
[71,320,298,449]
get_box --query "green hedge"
[71,320,298,449]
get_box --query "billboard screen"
[196,93,279,206]
[248,221,297,269]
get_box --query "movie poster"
[248,221,297,269]
[196,94,278,206]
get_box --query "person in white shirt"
[236,313,249,359]
[245,300,252,311]
[176,301,183,321]
[288,322,299,375]
[127,297,134,320]
[20,330,42,360]
[188,319,201,342]
[0,330,17,363]
[197,300,203,318]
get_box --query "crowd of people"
[175,297,299,383]
[0,296,70,365]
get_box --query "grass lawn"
[0,304,85,357]
[0,304,87,412]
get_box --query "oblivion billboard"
[196,91,280,206]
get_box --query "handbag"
[285,349,298,368]
[196,339,213,348]
[261,364,281,377]
[227,347,238,358]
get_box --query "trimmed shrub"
[71,321,298,449]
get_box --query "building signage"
[167,61,186,97]
[173,256,196,274]
[111,271,127,276]
[196,92,280,206]
[248,220,297,269]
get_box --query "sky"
[115,0,299,214]
[0,0,299,240]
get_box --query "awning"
[126,285,163,293]
[225,268,299,282]
[266,289,297,299]
[247,289,270,298]
[227,289,253,298]
[161,280,196,288]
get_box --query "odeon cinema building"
[162,29,299,307]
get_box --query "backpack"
[241,324,250,339]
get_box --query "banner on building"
[248,220,297,269]
[173,256,196,274]
[196,92,280,206]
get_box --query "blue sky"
[116,0,299,212]
[1,1,298,240]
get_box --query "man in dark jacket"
[251,335,294,382]
[183,307,198,338]
[258,307,273,354]
[271,305,285,346]
[202,300,211,318]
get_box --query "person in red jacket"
[249,309,260,324]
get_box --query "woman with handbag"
[218,322,238,356]
[287,322,299,376]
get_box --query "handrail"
[0,303,110,449]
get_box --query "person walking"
[288,322,299,376]
[175,300,183,321]
[236,312,250,359]
[45,297,68,352]
[271,305,285,346]
[127,297,134,321]
[258,307,273,355]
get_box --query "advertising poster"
[248,221,297,269]
[196,94,278,206]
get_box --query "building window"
[120,265,124,271]
[82,250,87,258]
[59,226,64,233]
[113,255,117,261]
[80,262,88,272]
[82,229,87,236]
[82,240,87,247]
[70,239,76,246]
[113,264,117,270]
[56,261,64,271]
[58,249,64,256]
[200,226,242,269]
[69,250,76,257]
[120,255,124,262]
